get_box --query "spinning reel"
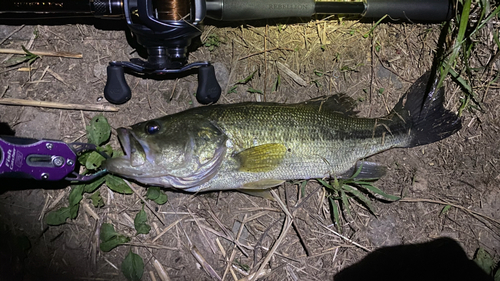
[1,0,453,104]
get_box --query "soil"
[0,6,499,281]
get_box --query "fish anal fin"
[236,143,287,172]
[302,94,358,116]
[342,161,387,180]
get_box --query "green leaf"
[5,56,30,66]
[85,151,106,170]
[233,259,250,271]
[106,175,133,194]
[342,184,376,215]
[340,189,352,218]
[21,45,36,57]
[83,176,106,193]
[90,191,105,208]
[69,203,80,219]
[154,192,168,205]
[100,223,130,252]
[440,204,452,215]
[328,197,341,232]
[228,85,238,94]
[359,183,400,201]
[98,144,114,158]
[351,162,364,179]
[68,185,84,219]
[300,181,307,198]
[494,267,500,281]
[100,223,118,242]
[146,187,168,205]
[100,234,130,252]
[78,152,91,166]
[45,185,84,225]
[247,87,263,94]
[317,179,333,189]
[69,185,84,206]
[236,70,257,84]
[5,45,39,66]
[145,186,161,200]
[474,248,495,275]
[362,14,387,38]
[121,250,144,281]
[86,114,111,146]
[134,206,151,235]
[45,207,71,226]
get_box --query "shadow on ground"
[335,237,493,281]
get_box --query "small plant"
[271,74,281,92]
[204,34,224,51]
[314,70,325,77]
[473,247,500,280]
[311,70,325,88]
[45,114,134,226]
[44,114,168,281]
[247,87,263,95]
[5,45,39,66]
[122,250,145,281]
[437,0,500,114]
[340,63,363,73]
[228,70,258,94]
[363,15,387,38]
[318,165,400,232]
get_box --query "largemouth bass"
[103,72,461,196]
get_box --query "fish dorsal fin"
[235,143,287,173]
[301,94,358,116]
[242,179,285,190]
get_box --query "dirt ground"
[0,4,499,281]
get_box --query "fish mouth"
[117,127,132,159]
[116,127,148,167]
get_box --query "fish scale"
[190,104,407,192]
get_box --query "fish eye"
[145,121,161,135]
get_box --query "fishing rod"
[0,0,453,105]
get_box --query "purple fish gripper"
[0,136,78,181]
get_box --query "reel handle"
[104,65,132,105]
[197,65,221,104]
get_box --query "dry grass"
[0,2,499,280]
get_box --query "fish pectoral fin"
[235,143,287,172]
[239,190,275,200]
[343,161,387,180]
[242,179,285,189]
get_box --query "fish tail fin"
[392,71,462,148]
